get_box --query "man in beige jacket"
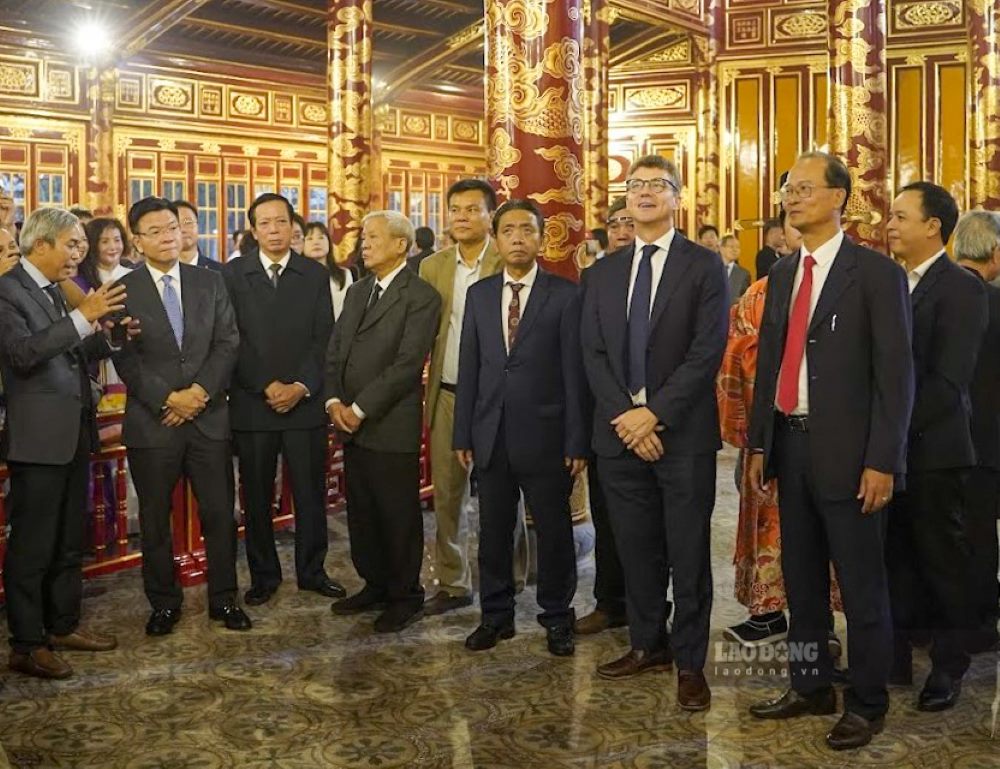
[420,179,517,615]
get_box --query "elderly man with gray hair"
[955,210,1000,654]
[324,211,441,633]
[0,207,132,679]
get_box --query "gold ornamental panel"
[773,11,828,40]
[728,13,765,48]
[152,83,192,111]
[0,60,40,98]
[200,87,223,116]
[231,92,267,120]
[893,0,962,29]
[623,85,689,112]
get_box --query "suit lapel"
[768,250,798,342]
[482,276,506,360]
[339,276,369,345]
[130,266,177,350]
[358,268,406,333]
[606,250,632,377]
[14,266,60,324]
[509,268,550,357]
[808,239,857,334]
[649,235,690,331]
[910,253,947,309]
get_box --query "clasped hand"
[265,381,307,414]
[612,406,664,462]
[327,401,361,434]
[162,385,209,426]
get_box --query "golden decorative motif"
[625,86,686,111]
[302,103,328,123]
[447,21,485,49]
[486,0,552,40]
[895,1,961,28]
[773,11,828,39]
[487,127,522,176]
[968,0,1000,207]
[153,84,191,110]
[637,40,691,66]
[542,211,583,263]
[232,94,264,117]
[46,68,73,100]
[0,62,38,95]
[157,138,176,151]
[454,120,477,141]
[670,0,700,14]
[528,145,584,205]
[9,127,32,140]
[200,88,222,116]
[280,148,297,160]
[241,144,256,157]
[118,78,141,107]
[402,115,430,135]
[731,17,762,44]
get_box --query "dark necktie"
[45,284,91,406]
[367,282,382,310]
[44,284,66,318]
[777,254,816,413]
[269,262,281,289]
[507,282,524,349]
[627,244,658,395]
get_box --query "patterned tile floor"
[0,448,997,768]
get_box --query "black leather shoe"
[546,625,574,657]
[373,603,423,634]
[749,687,837,719]
[331,587,387,615]
[423,590,474,616]
[465,623,515,651]
[300,578,347,599]
[145,608,181,636]
[826,712,884,750]
[244,585,276,606]
[917,670,961,712]
[209,604,252,631]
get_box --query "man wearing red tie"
[747,152,914,750]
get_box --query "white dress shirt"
[441,242,488,385]
[907,249,947,293]
[21,258,93,340]
[146,261,184,310]
[777,229,844,415]
[97,263,131,285]
[259,251,291,280]
[502,262,538,352]
[330,268,354,321]
[627,228,675,404]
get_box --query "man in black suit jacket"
[224,193,343,605]
[454,200,587,657]
[0,208,128,678]
[325,210,441,633]
[582,155,728,711]
[175,200,222,272]
[721,234,751,304]
[747,153,914,750]
[886,184,988,711]
[755,218,784,279]
[955,210,1000,654]
[114,197,250,636]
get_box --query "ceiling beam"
[119,0,214,60]
[609,29,683,68]
[609,0,708,36]
[377,20,483,105]
[176,16,326,49]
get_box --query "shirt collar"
[146,260,182,285]
[259,251,291,275]
[909,249,947,282]
[21,257,54,289]
[375,260,408,290]
[503,262,538,288]
[803,229,844,268]
[455,240,490,268]
[633,228,676,257]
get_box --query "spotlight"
[73,20,111,62]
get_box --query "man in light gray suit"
[326,210,441,634]
[721,234,752,305]
[0,208,128,679]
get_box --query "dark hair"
[798,151,852,214]
[607,196,628,220]
[81,217,131,291]
[447,179,497,212]
[231,228,243,244]
[899,181,960,244]
[292,213,306,233]
[304,221,347,289]
[592,227,608,249]
[69,207,93,220]
[240,230,258,256]
[697,224,719,239]
[762,218,781,237]
[128,196,177,234]
[248,193,294,227]
[492,199,544,237]
[415,226,435,250]
[172,200,198,217]
[627,154,681,188]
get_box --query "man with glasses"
[582,155,728,712]
[747,152,913,749]
[114,197,250,636]
[605,197,635,252]
[173,201,222,272]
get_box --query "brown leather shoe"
[49,630,117,652]
[826,712,884,750]
[677,670,711,711]
[597,648,673,679]
[9,648,72,679]
[574,609,627,635]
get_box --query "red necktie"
[507,282,523,349]
[776,255,816,414]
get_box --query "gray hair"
[954,211,1000,263]
[362,210,415,252]
[19,207,79,255]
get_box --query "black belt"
[776,412,809,432]
[440,382,457,394]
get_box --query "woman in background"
[77,218,132,292]
[302,221,353,321]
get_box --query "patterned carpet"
[0,448,997,768]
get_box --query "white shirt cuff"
[324,397,366,421]
[70,309,95,340]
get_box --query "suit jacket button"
[180,356,186,363]
[808,338,816,344]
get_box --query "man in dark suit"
[720,234,751,304]
[885,183,987,710]
[175,200,222,272]
[325,210,440,633]
[955,211,1000,654]
[747,152,914,750]
[406,226,436,273]
[755,218,785,279]
[114,197,250,636]
[0,208,128,678]
[224,193,344,606]
[582,155,728,711]
[454,200,586,657]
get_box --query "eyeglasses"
[136,223,181,238]
[778,183,838,201]
[625,178,678,195]
[607,216,634,226]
